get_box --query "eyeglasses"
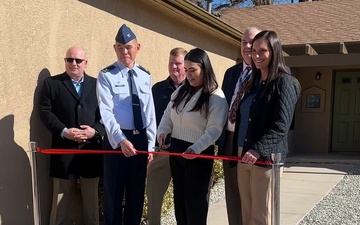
[241,40,253,46]
[64,58,86,64]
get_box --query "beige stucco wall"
[0,0,239,224]
[290,67,333,154]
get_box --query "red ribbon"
[36,147,271,166]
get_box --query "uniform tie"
[128,69,144,131]
[228,67,252,124]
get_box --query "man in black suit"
[217,27,261,225]
[40,46,104,225]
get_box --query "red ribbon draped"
[36,147,271,166]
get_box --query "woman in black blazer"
[233,31,301,225]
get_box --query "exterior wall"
[290,65,360,154]
[0,0,239,224]
[290,66,333,154]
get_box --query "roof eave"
[150,0,242,43]
[282,41,360,56]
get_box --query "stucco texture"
[0,0,239,224]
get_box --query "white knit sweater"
[157,87,228,154]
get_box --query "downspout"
[207,0,213,13]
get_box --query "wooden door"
[332,71,360,152]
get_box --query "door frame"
[331,69,360,152]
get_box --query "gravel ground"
[162,164,360,225]
[161,179,226,225]
[298,165,360,225]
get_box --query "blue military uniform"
[96,24,156,225]
[97,61,156,150]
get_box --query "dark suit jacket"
[217,62,243,155]
[39,72,104,179]
[152,76,177,146]
[152,76,176,126]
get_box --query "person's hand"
[148,152,154,163]
[73,125,96,143]
[63,128,82,141]
[157,133,171,150]
[80,125,97,138]
[241,149,260,164]
[119,139,137,157]
[182,148,196,159]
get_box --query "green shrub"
[141,145,224,223]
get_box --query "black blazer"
[152,76,176,127]
[217,63,244,155]
[233,72,300,165]
[152,76,177,146]
[39,72,104,179]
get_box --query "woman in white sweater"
[157,48,228,225]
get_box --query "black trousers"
[170,138,214,225]
[103,129,148,225]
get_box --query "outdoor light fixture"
[315,72,321,80]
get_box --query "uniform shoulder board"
[137,65,151,75]
[101,65,116,73]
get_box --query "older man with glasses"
[40,46,104,225]
[96,24,156,225]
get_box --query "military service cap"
[115,24,136,44]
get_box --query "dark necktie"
[128,70,144,131]
[228,67,252,124]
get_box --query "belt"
[121,128,145,136]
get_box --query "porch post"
[271,152,283,225]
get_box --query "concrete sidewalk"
[207,154,360,225]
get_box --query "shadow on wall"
[0,115,33,225]
[79,0,235,58]
[29,69,85,225]
[29,68,52,225]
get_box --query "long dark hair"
[246,30,289,94]
[172,48,218,118]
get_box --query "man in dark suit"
[146,47,187,225]
[40,46,104,225]
[217,27,261,225]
